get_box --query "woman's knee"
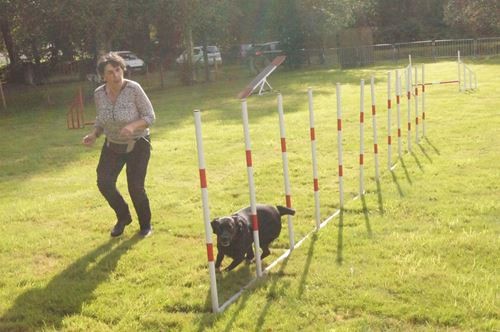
[97,177,116,193]
[128,182,146,199]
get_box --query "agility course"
[194,52,479,313]
[1,54,498,331]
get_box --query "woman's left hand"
[120,124,135,139]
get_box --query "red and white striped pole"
[406,65,412,152]
[396,70,402,158]
[359,79,365,196]
[308,88,321,230]
[193,110,220,313]
[370,76,380,180]
[241,99,263,277]
[336,83,344,209]
[422,64,426,138]
[387,71,392,170]
[414,66,420,144]
[277,94,295,249]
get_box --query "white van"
[176,46,222,65]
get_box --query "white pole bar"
[193,110,220,313]
[277,94,295,249]
[370,76,380,180]
[241,99,263,277]
[307,88,321,230]
[458,50,462,92]
[414,66,419,144]
[422,64,426,138]
[463,61,467,91]
[387,71,392,170]
[336,83,344,209]
[396,70,402,158]
[474,72,478,89]
[359,79,365,196]
[468,67,472,90]
[407,64,412,152]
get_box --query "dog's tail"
[276,205,295,216]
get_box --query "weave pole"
[462,60,467,92]
[458,50,462,92]
[468,67,473,90]
[336,83,344,209]
[396,70,402,158]
[277,94,295,249]
[359,80,365,196]
[422,64,426,138]
[370,76,380,180]
[387,71,392,170]
[406,65,412,152]
[415,66,420,144]
[193,110,220,313]
[241,99,263,277]
[307,88,321,230]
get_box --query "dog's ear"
[211,218,220,235]
[232,215,243,233]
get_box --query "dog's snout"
[220,235,231,246]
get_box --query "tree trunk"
[0,16,17,65]
[202,32,210,82]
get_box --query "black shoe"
[110,217,132,237]
[139,227,153,238]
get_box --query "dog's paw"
[215,267,222,273]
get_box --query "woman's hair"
[96,52,126,76]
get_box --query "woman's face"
[103,63,124,85]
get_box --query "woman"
[82,52,155,237]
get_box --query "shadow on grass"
[400,158,413,185]
[424,137,440,155]
[390,170,404,197]
[0,236,141,331]
[410,150,424,172]
[360,195,373,238]
[418,143,433,163]
[337,210,344,265]
[376,179,384,215]
[194,261,254,332]
[297,233,318,297]
[254,258,290,332]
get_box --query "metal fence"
[299,37,500,68]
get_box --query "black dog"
[211,204,295,271]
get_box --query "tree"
[444,0,500,37]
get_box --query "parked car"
[246,41,283,74]
[248,41,283,60]
[176,46,222,65]
[114,51,146,73]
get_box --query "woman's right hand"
[82,133,97,147]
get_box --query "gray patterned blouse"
[94,79,155,144]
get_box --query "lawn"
[0,59,498,331]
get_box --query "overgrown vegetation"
[0,59,498,331]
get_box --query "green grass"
[0,60,498,331]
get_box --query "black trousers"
[96,137,151,229]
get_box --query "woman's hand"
[119,124,135,139]
[82,133,97,146]
[120,119,148,139]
